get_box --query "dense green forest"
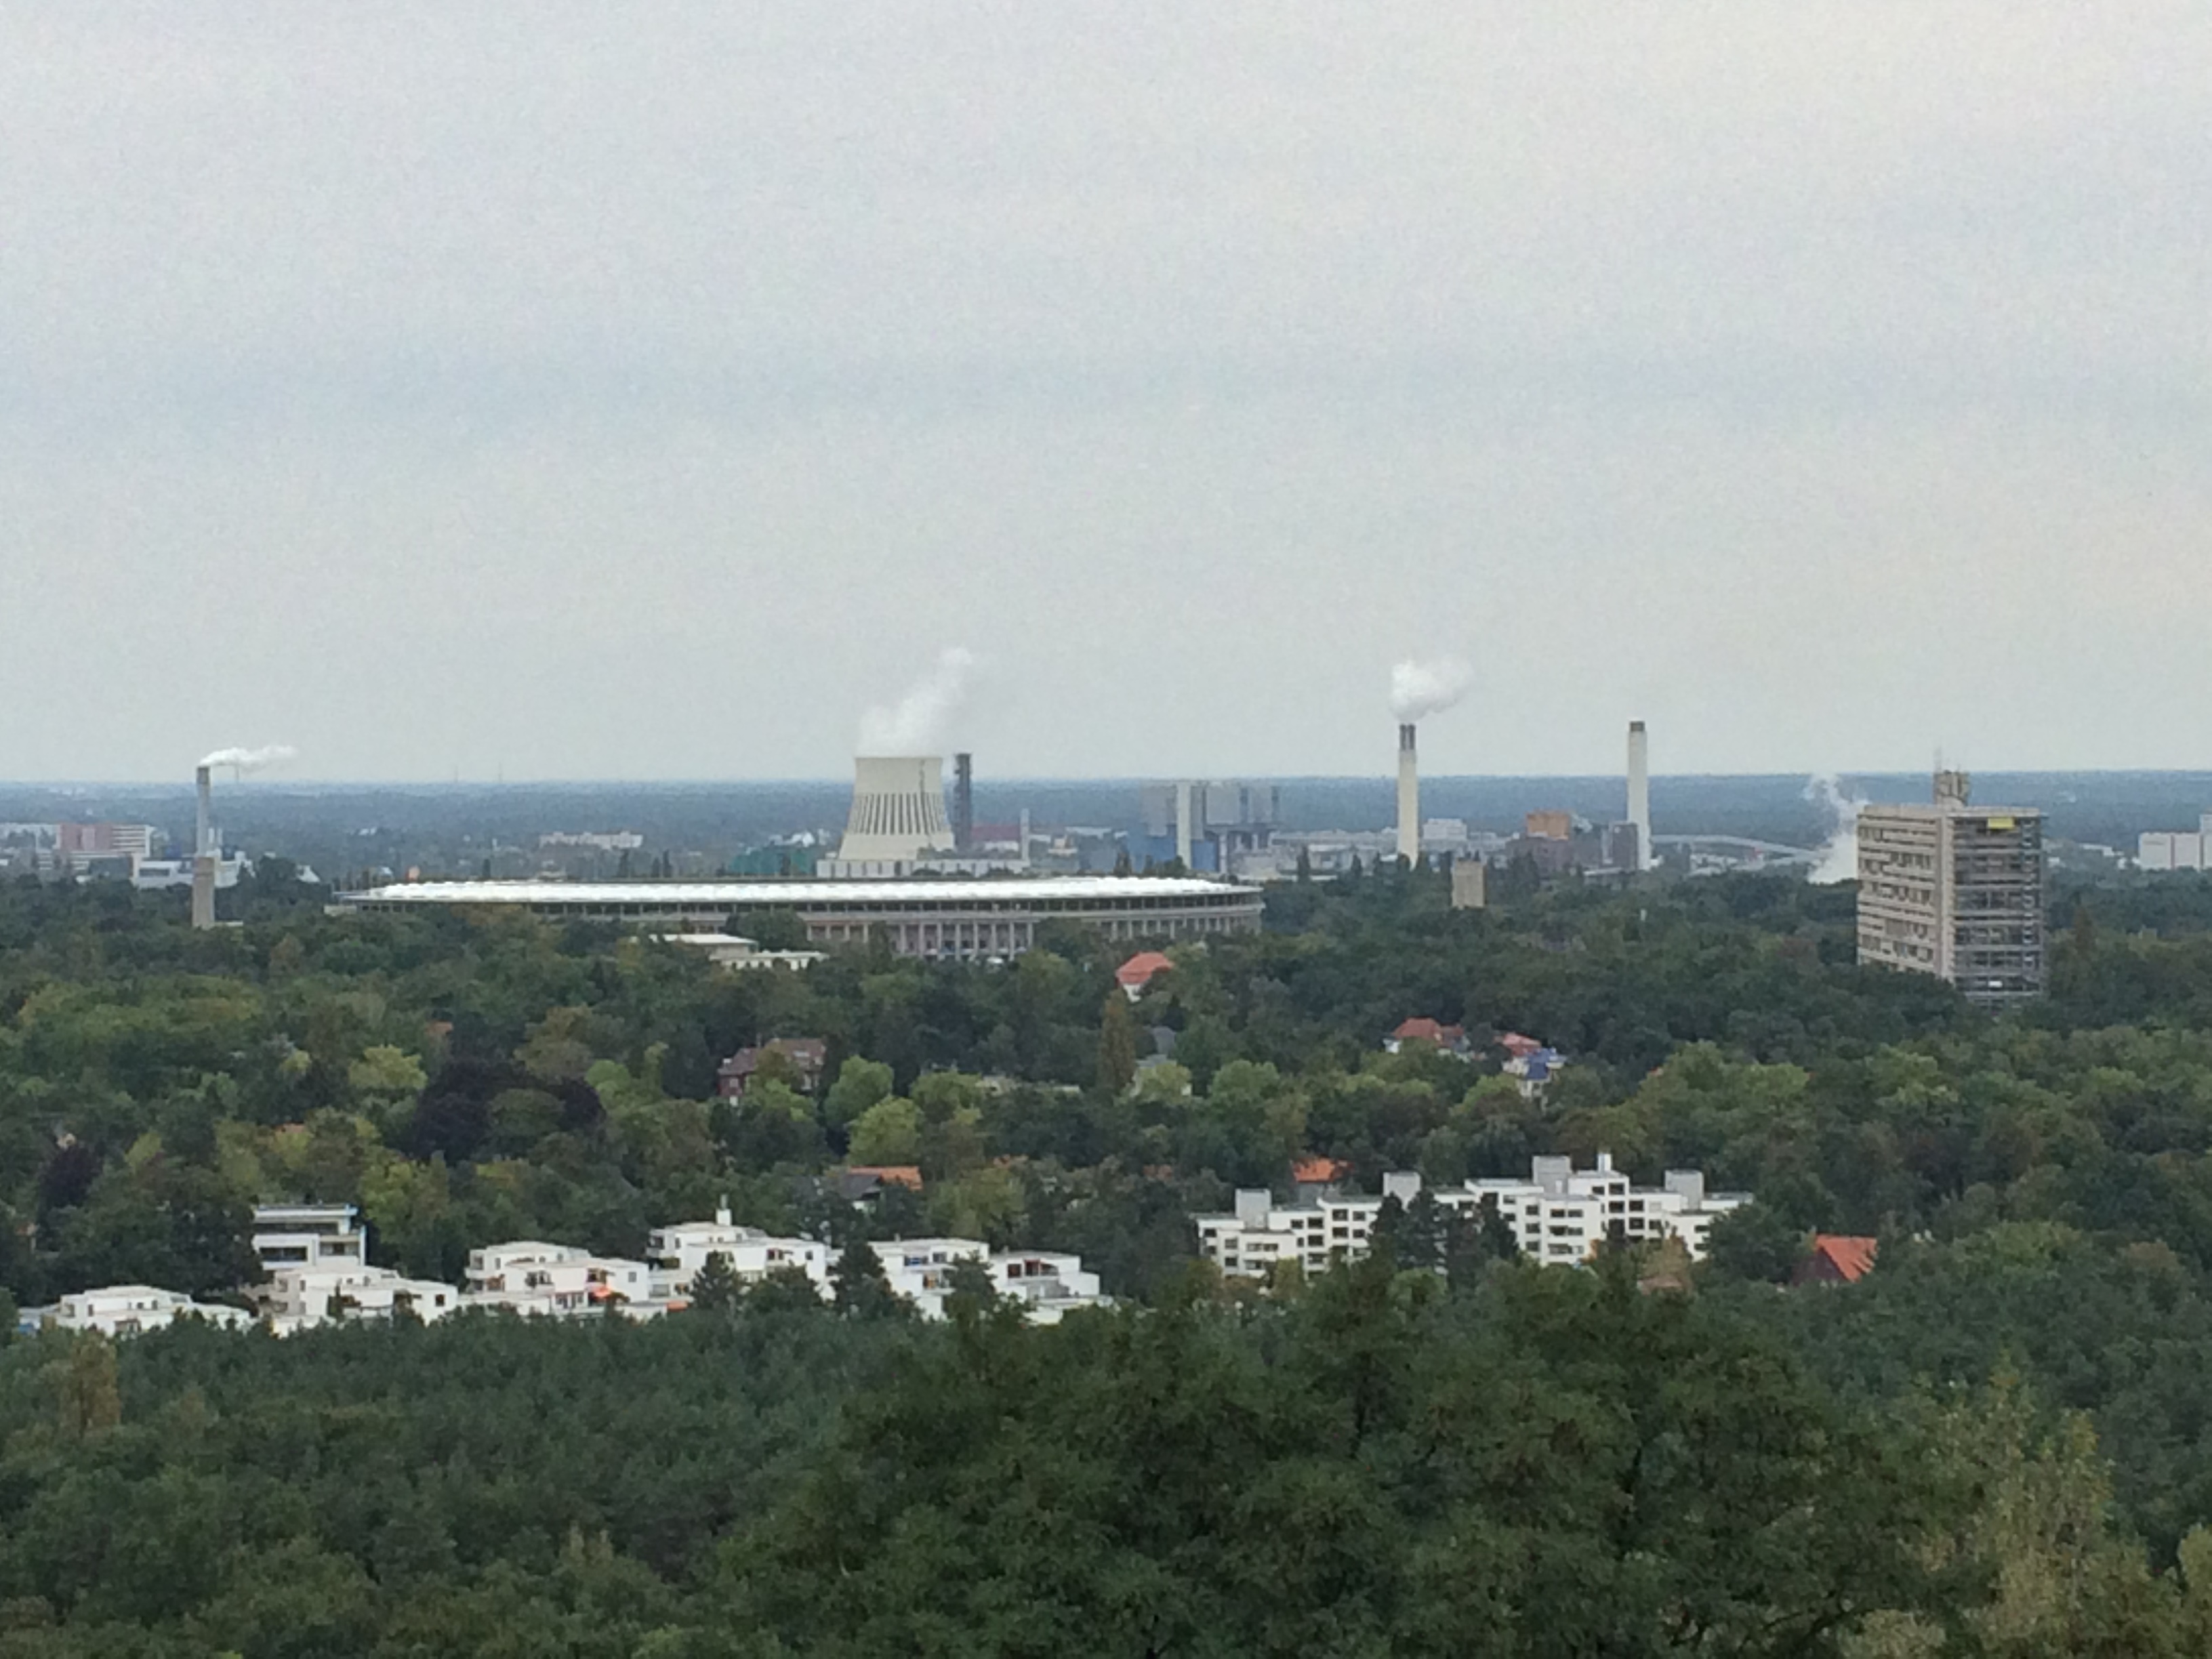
[5,863,2212,1652]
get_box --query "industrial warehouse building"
[333,874,1264,960]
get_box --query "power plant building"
[1856,772,2045,1006]
[1137,781,1278,874]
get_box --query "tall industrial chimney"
[190,765,216,929]
[1626,720,1652,873]
[1174,781,1194,870]
[951,753,974,853]
[1397,723,1420,869]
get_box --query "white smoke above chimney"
[197,744,296,775]
[1388,657,1473,722]
[859,649,978,754]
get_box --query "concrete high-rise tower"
[1396,723,1420,869]
[1626,720,1652,873]
[1856,771,2046,1006]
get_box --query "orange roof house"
[1291,1156,1351,1187]
[1115,951,1176,1000]
[1385,1018,1472,1059]
[1795,1235,1878,1285]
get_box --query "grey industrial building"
[1855,771,2045,1006]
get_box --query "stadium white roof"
[337,875,1257,906]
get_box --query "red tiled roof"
[1292,1156,1351,1185]
[1393,1017,1465,1044]
[1496,1032,1544,1058]
[1809,1235,1879,1283]
[1115,951,1176,989]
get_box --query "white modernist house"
[464,1242,661,1319]
[45,1285,253,1336]
[878,1237,1107,1324]
[251,1204,369,1275]
[262,1265,461,1334]
[984,1250,1106,1325]
[647,1206,830,1300]
[1194,1155,1749,1279]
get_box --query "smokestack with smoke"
[859,649,977,756]
[1805,774,1866,884]
[188,744,293,928]
[1387,659,1469,869]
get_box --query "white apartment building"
[647,1206,830,1300]
[43,1285,253,1336]
[1195,1157,1748,1279]
[464,1242,660,1319]
[877,1237,1107,1323]
[262,1264,459,1334]
[2139,815,2212,872]
[252,1204,368,1275]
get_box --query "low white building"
[2139,816,2212,872]
[984,1250,1107,1325]
[43,1285,253,1337]
[877,1237,1107,1323]
[653,934,826,972]
[1195,1156,1749,1279]
[252,1204,368,1275]
[262,1264,460,1334]
[647,1206,830,1300]
[464,1242,661,1319]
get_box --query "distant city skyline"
[2,7,2206,783]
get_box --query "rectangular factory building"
[1856,772,2045,1006]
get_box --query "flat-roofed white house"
[647,1206,830,1300]
[43,1285,253,1336]
[262,1264,460,1333]
[464,1242,659,1319]
[983,1250,1105,1324]
[251,1203,368,1275]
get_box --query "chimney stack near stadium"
[191,765,216,929]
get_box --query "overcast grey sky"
[2,5,2205,782]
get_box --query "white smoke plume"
[859,649,977,754]
[197,744,298,774]
[1805,773,1866,884]
[1389,657,1474,722]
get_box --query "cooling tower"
[837,756,956,863]
[190,764,216,930]
[1626,720,1651,873]
[1397,723,1420,869]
